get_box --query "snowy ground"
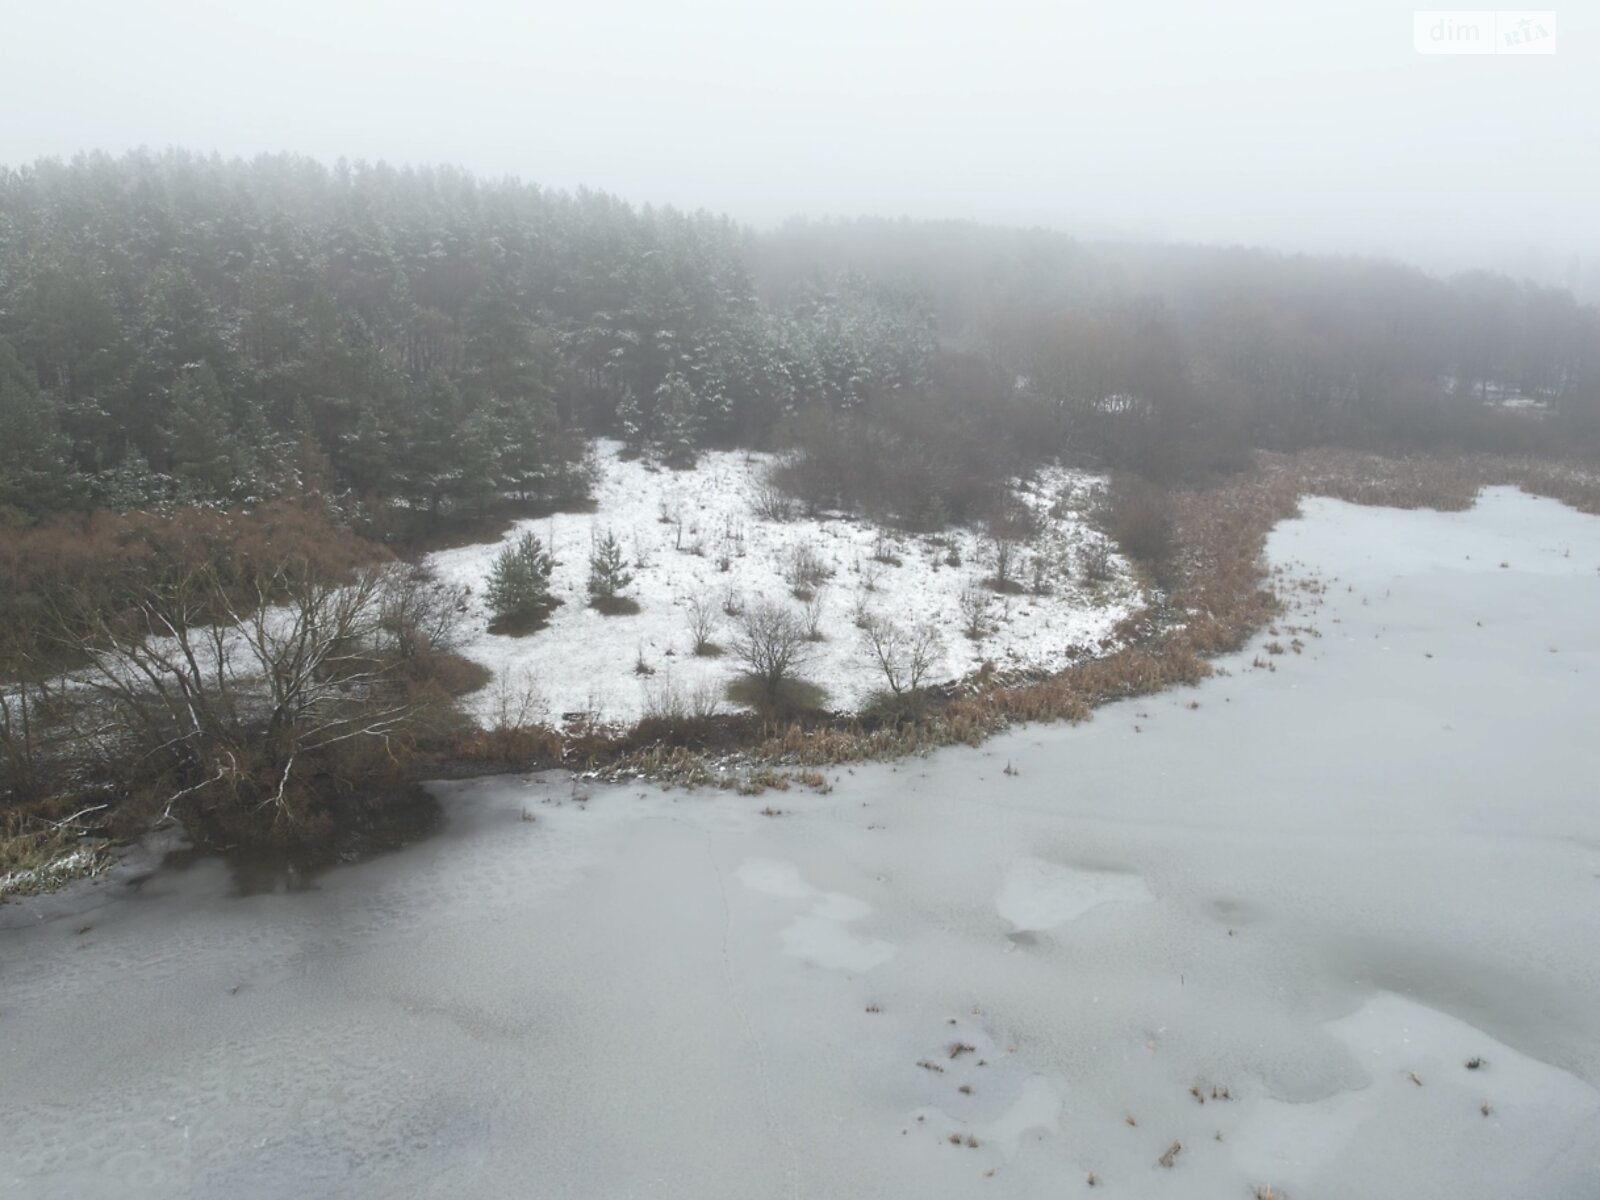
[428,442,1139,725]
[4,487,1598,1199]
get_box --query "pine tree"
[92,448,172,511]
[484,531,555,631]
[404,371,467,511]
[0,337,75,519]
[167,362,240,499]
[500,397,551,500]
[616,382,648,454]
[654,368,701,469]
[343,397,395,496]
[587,528,635,613]
[462,276,548,405]
[449,407,506,514]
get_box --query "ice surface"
[2,486,1598,1199]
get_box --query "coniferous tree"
[484,531,555,631]
[344,397,397,495]
[654,367,701,468]
[0,338,76,520]
[500,397,551,499]
[167,362,240,498]
[586,528,635,612]
[616,382,648,454]
[449,407,506,514]
[92,448,172,511]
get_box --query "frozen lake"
[3,487,1598,1199]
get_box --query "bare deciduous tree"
[801,592,827,642]
[488,665,543,732]
[60,560,435,830]
[379,562,467,664]
[731,601,815,708]
[988,535,1021,592]
[859,614,944,697]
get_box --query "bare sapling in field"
[859,614,944,699]
[685,594,723,656]
[641,672,723,726]
[986,535,1025,593]
[959,585,992,640]
[801,592,827,642]
[488,665,543,732]
[784,541,833,600]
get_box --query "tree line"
[4,153,1596,535]
[757,217,1600,500]
[0,151,933,526]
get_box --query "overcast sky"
[3,0,1596,290]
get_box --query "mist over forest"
[4,150,1595,530]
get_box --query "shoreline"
[5,447,1599,899]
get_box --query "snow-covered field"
[428,442,1140,724]
[4,487,1598,1199]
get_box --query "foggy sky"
[3,0,1596,291]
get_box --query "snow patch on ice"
[1230,991,1600,1190]
[979,1074,1064,1160]
[737,857,895,971]
[996,856,1152,931]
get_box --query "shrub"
[801,593,827,642]
[641,672,724,724]
[784,541,833,599]
[1107,479,1177,572]
[1076,535,1114,582]
[379,562,468,665]
[751,470,798,521]
[50,558,446,845]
